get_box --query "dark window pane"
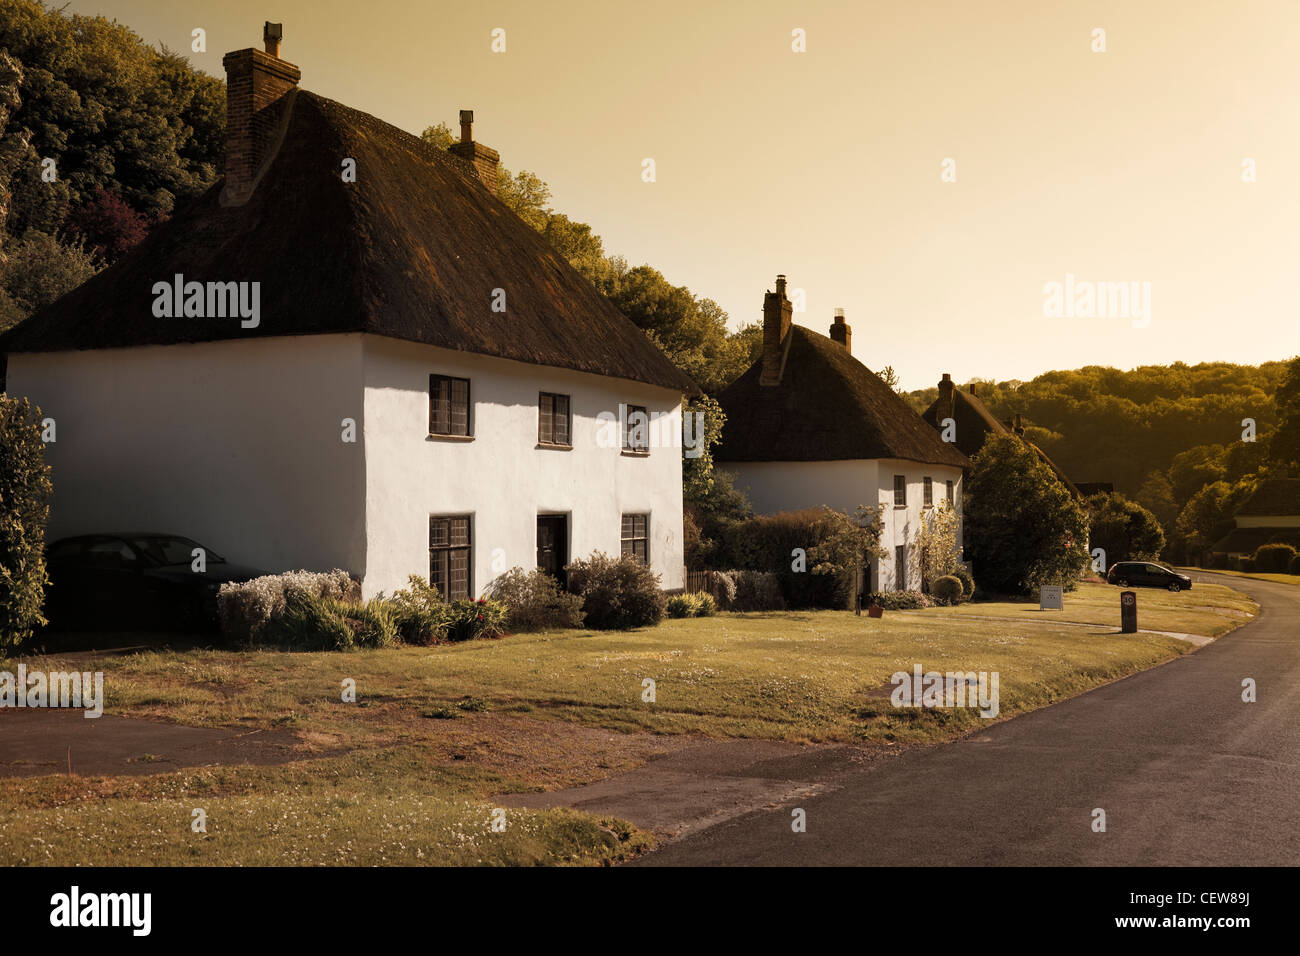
[429,517,449,548]
[624,405,648,451]
[555,396,569,445]
[430,515,472,601]
[430,376,470,436]
[539,395,553,444]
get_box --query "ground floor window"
[430,515,471,600]
[621,513,649,563]
[895,545,906,590]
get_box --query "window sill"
[536,442,574,451]
[427,434,475,442]
[621,449,651,458]
[893,504,907,509]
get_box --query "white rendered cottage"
[0,27,696,599]
[715,279,969,592]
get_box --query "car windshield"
[128,536,225,566]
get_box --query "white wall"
[5,335,368,577]
[361,335,685,599]
[724,457,963,592]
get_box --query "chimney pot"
[459,109,474,143]
[775,274,787,296]
[941,372,951,382]
[829,309,851,352]
[263,21,283,57]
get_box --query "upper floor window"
[623,404,649,453]
[429,375,471,437]
[893,475,907,507]
[946,480,955,505]
[923,477,933,507]
[538,392,571,446]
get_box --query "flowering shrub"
[444,597,508,642]
[385,576,452,645]
[217,569,357,644]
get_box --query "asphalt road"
[637,572,1300,865]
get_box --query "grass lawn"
[0,580,1255,865]
[1178,567,1300,588]
[932,580,1257,636]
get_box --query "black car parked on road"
[1106,561,1193,592]
[44,534,265,632]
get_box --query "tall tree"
[965,434,1091,594]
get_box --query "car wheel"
[1168,582,1181,592]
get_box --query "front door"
[537,515,568,587]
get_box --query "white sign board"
[1040,586,1064,610]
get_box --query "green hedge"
[0,396,52,651]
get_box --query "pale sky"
[66,0,1300,390]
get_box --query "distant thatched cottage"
[0,25,697,599]
[921,375,1082,498]
[715,277,968,592]
[1208,479,1300,559]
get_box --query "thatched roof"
[1235,478,1300,517]
[920,385,1006,459]
[0,91,697,395]
[715,325,969,468]
[921,383,1081,496]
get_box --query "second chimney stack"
[449,109,501,194]
[829,308,851,352]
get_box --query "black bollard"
[1120,590,1138,633]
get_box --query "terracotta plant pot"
[867,604,883,618]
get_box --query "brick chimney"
[221,22,300,205]
[760,274,794,386]
[937,372,958,422]
[449,110,500,194]
[829,308,851,352]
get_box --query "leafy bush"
[217,569,356,644]
[444,598,508,642]
[385,576,451,645]
[868,590,933,610]
[259,586,356,651]
[667,594,698,618]
[953,565,975,596]
[730,570,786,611]
[486,567,584,631]
[565,552,666,630]
[1290,553,1300,575]
[1253,543,1297,573]
[704,570,737,607]
[0,396,52,651]
[339,600,399,648]
[714,506,883,609]
[668,591,718,618]
[931,575,964,605]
